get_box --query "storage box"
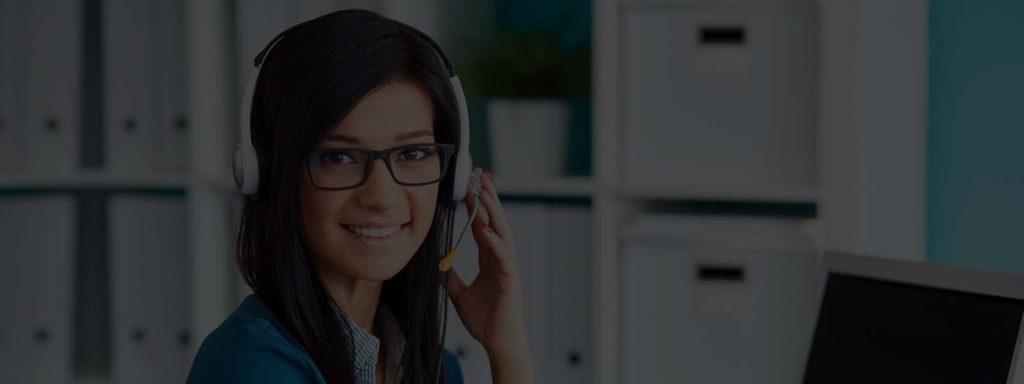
[619,213,818,384]
[622,3,818,189]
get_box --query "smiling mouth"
[340,222,411,247]
[342,224,405,238]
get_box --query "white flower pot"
[486,99,569,180]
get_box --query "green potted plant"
[460,26,590,180]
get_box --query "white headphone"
[233,32,474,203]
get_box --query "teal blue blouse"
[186,295,464,384]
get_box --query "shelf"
[491,176,596,198]
[0,171,237,191]
[0,171,188,190]
[487,176,816,204]
[613,182,819,203]
[621,0,813,6]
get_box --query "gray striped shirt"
[336,303,406,384]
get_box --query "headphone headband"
[233,25,473,202]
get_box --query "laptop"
[803,253,1024,384]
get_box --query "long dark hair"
[236,10,459,384]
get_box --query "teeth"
[344,225,402,238]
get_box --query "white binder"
[110,195,189,384]
[151,0,188,172]
[0,196,26,382]
[0,0,21,173]
[26,0,81,173]
[104,0,156,172]
[105,0,189,173]
[0,200,10,381]
[547,206,592,384]
[0,195,75,383]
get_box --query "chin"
[345,248,417,281]
[352,261,408,281]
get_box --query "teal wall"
[928,0,1024,273]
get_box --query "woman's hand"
[444,168,535,383]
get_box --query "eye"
[319,150,358,165]
[397,145,436,162]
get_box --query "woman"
[187,10,534,384]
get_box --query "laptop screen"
[804,273,1024,384]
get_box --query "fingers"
[465,172,491,227]
[479,168,498,200]
[462,168,517,267]
[477,172,513,241]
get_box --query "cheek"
[410,187,440,236]
[299,185,344,251]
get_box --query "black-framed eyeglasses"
[306,143,456,190]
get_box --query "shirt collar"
[335,302,406,384]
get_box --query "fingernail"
[483,225,494,233]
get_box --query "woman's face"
[299,79,440,283]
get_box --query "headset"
[233,26,482,384]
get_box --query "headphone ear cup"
[233,145,246,190]
[234,141,260,197]
[237,51,264,197]
[449,75,472,203]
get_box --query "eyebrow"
[325,129,434,144]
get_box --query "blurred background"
[1,0,1023,383]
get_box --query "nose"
[353,158,404,209]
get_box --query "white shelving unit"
[590,0,928,383]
